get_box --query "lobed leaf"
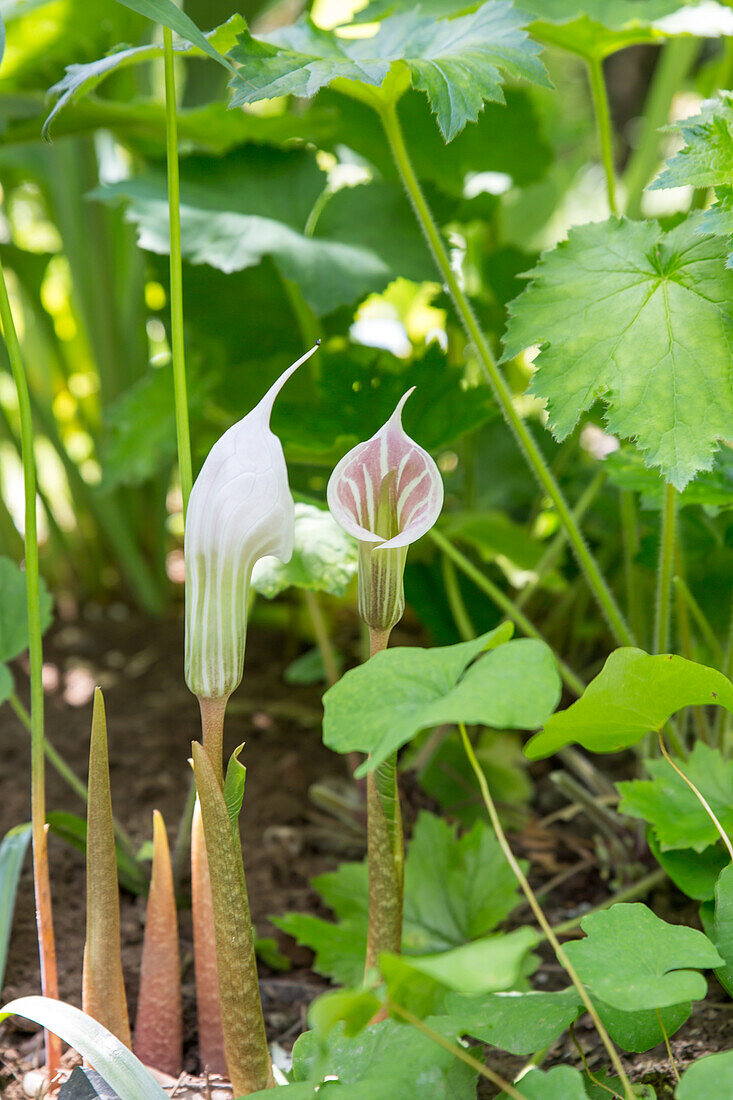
[503,216,733,490]
[525,649,733,759]
[0,997,168,1100]
[228,1,549,142]
[563,903,723,1012]
[324,628,561,775]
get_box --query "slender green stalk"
[653,483,677,654]
[303,589,339,686]
[673,577,725,666]
[587,57,618,215]
[387,1001,527,1099]
[674,578,711,744]
[163,26,193,515]
[365,627,404,975]
[441,554,475,641]
[0,258,61,1080]
[459,723,635,1100]
[378,100,633,648]
[624,37,700,220]
[516,469,605,611]
[619,490,644,648]
[431,528,585,697]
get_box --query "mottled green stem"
[365,627,404,975]
[0,256,61,1081]
[378,98,632,648]
[459,723,635,1100]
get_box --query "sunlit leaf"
[0,823,31,990]
[110,0,237,72]
[563,903,723,1011]
[504,216,733,490]
[525,649,733,759]
[0,997,168,1100]
[228,1,549,142]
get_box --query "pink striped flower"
[327,390,443,636]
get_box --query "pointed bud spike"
[134,811,183,1077]
[82,688,131,1048]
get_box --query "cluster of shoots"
[24,343,444,1095]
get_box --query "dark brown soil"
[2,608,732,1097]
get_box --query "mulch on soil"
[1,606,732,1097]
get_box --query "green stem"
[387,1001,527,1099]
[587,57,618,215]
[674,577,711,744]
[459,723,635,1100]
[673,577,725,666]
[619,489,644,648]
[163,26,193,515]
[653,483,677,653]
[365,627,403,975]
[441,554,475,641]
[516,469,605,612]
[8,692,138,859]
[378,99,633,648]
[431,528,585,697]
[624,37,701,220]
[0,257,61,1077]
[303,589,339,686]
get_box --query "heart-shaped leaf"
[525,649,733,759]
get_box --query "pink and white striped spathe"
[326,389,444,552]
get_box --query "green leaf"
[442,988,581,1055]
[0,823,31,991]
[46,811,148,896]
[308,988,382,1037]
[284,647,342,685]
[652,91,733,193]
[254,936,291,972]
[291,1018,477,1098]
[525,649,733,760]
[110,0,237,72]
[94,150,437,316]
[563,903,723,1011]
[708,864,733,997]
[0,663,13,707]
[595,998,692,1053]
[604,446,733,514]
[587,1071,657,1099]
[676,1050,733,1098]
[647,832,727,902]
[43,16,245,139]
[223,745,246,833]
[251,504,357,599]
[324,628,561,775]
[619,743,733,855]
[228,1,549,142]
[275,811,526,984]
[497,1065,590,1100]
[503,216,733,490]
[0,557,53,662]
[0,997,168,1100]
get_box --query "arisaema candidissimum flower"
[184,344,318,701]
[327,389,443,637]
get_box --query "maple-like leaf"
[503,216,733,489]
[227,1,549,141]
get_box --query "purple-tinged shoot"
[327,390,443,635]
[185,345,318,701]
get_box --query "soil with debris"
[1,607,732,1098]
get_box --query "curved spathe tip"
[255,342,320,422]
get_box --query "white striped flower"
[185,345,318,701]
[327,390,443,636]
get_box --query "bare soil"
[1,608,732,1098]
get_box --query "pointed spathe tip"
[257,343,321,421]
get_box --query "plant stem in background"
[365,626,404,974]
[134,811,182,1077]
[672,577,725,666]
[303,589,339,686]
[431,528,585,697]
[192,743,274,1094]
[587,57,618,215]
[378,100,634,649]
[624,37,700,219]
[675,574,711,744]
[459,722,636,1100]
[441,554,475,641]
[654,483,677,654]
[163,25,193,515]
[0,258,61,1083]
[82,689,131,1047]
[619,490,644,648]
